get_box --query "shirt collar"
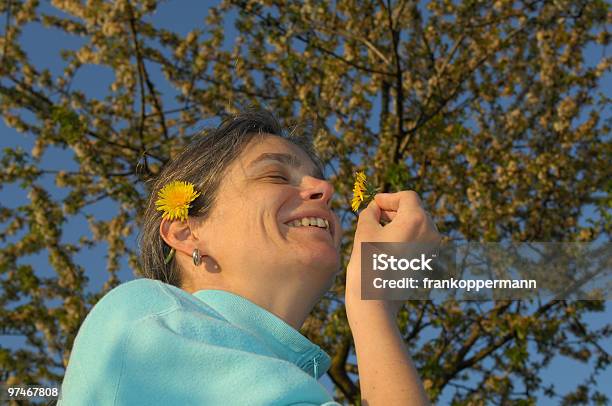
[192,289,331,379]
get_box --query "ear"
[159,218,198,256]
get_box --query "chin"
[295,247,340,274]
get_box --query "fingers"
[362,191,431,231]
[357,199,383,231]
[374,191,423,214]
[380,210,397,222]
[374,192,440,235]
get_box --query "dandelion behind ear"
[155,181,201,222]
[155,180,201,264]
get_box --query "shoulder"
[68,278,230,357]
[61,279,229,404]
[88,278,224,324]
[63,279,227,380]
[92,278,178,321]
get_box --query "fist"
[354,191,440,246]
[345,191,441,316]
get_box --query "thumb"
[358,198,382,228]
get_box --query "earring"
[192,248,202,266]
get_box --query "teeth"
[287,217,330,230]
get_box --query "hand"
[345,191,441,318]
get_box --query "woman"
[58,108,437,405]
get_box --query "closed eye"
[267,175,288,181]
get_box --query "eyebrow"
[247,152,323,179]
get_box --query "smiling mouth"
[284,217,333,237]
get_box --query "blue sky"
[1,1,610,404]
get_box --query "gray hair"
[136,107,324,287]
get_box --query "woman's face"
[194,134,342,290]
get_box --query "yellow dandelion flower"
[351,171,377,212]
[155,180,201,222]
[351,195,362,212]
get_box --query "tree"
[1,0,610,404]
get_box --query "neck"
[184,277,329,330]
[239,286,319,330]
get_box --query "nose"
[301,176,334,207]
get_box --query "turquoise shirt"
[59,278,342,405]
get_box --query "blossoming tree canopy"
[0,0,610,404]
